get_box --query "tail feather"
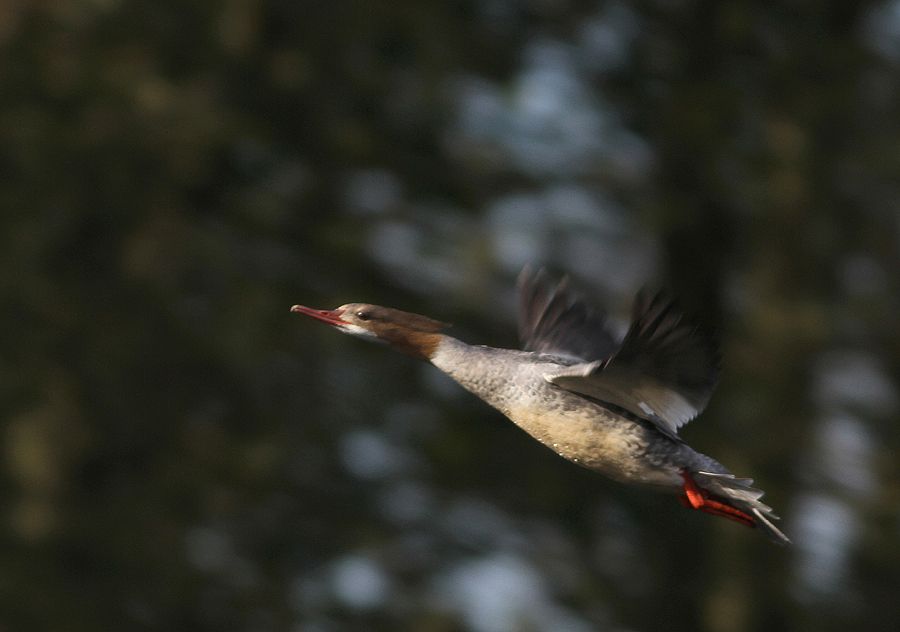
[693,471,790,545]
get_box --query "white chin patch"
[338,323,383,341]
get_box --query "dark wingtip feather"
[617,288,721,401]
[516,266,618,361]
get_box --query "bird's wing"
[544,289,721,437]
[517,266,618,362]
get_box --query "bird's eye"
[356,310,371,321]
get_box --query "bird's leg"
[680,471,756,528]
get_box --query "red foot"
[680,472,756,529]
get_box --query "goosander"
[292,267,790,544]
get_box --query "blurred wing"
[546,290,720,436]
[517,266,617,362]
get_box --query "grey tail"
[693,471,791,545]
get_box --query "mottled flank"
[431,337,718,487]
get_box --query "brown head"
[290,302,449,360]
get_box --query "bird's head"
[291,302,449,359]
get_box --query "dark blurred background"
[2,1,899,630]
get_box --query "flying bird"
[292,267,789,544]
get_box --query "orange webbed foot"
[680,472,756,528]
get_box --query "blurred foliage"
[2,0,899,630]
